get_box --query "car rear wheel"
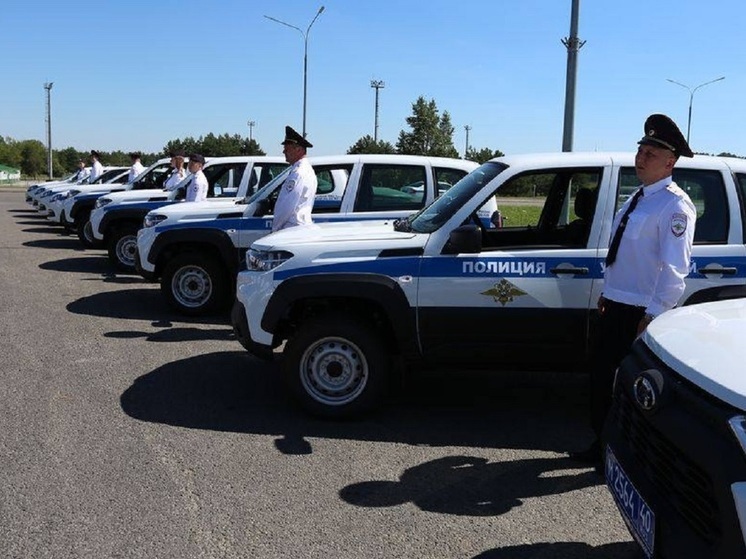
[282,313,390,418]
[160,252,229,316]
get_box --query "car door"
[416,166,608,370]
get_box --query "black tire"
[106,224,140,272]
[75,212,103,249]
[160,252,229,316]
[282,313,390,418]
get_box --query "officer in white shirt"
[571,114,696,467]
[89,150,104,183]
[74,160,90,184]
[127,151,145,183]
[163,151,187,190]
[185,153,208,202]
[272,125,317,232]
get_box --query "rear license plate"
[606,447,655,558]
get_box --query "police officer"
[127,151,145,183]
[74,160,90,183]
[163,151,187,190]
[272,125,317,232]
[185,153,208,202]
[571,113,696,466]
[89,150,104,183]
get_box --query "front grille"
[615,390,721,545]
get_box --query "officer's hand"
[597,295,607,314]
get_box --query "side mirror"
[490,210,504,228]
[443,224,481,254]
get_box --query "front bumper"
[230,300,274,360]
[604,341,746,558]
[89,207,106,241]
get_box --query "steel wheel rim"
[115,235,137,267]
[299,336,368,406]
[172,266,212,308]
[83,222,95,244]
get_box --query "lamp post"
[264,6,325,138]
[370,80,385,142]
[666,76,725,144]
[44,82,53,179]
[247,120,255,142]
[464,125,471,158]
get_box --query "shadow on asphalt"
[340,455,599,515]
[67,287,228,326]
[472,542,642,558]
[40,255,110,273]
[24,237,84,250]
[120,350,591,455]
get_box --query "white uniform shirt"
[128,161,145,183]
[163,168,187,190]
[272,157,317,232]
[90,160,104,183]
[603,176,696,317]
[75,167,91,184]
[185,170,208,202]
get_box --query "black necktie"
[605,189,644,266]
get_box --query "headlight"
[246,248,294,271]
[94,197,112,209]
[50,192,65,202]
[143,213,167,228]
[68,189,81,198]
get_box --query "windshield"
[408,162,508,233]
[245,166,292,204]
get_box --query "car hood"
[155,198,246,221]
[105,189,167,203]
[253,220,422,251]
[644,298,746,411]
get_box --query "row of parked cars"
[25,150,746,558]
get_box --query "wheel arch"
[262,274,419,357]
[150,228,238,278]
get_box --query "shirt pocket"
[625,212,647,239]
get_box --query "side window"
[311,166,351,213]
[354,165,427,212]
[481,168,601,249]
[433,167,469,197]
[204,163,247,197]
[618,167,728,244]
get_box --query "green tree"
[164,133,264,157]
[347,135,396,154]
[0,136,22,169]
[19,140,47,177]
[466,147,505,164]
[396,96,459,157]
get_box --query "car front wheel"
[160,252,229,316]
[282,313,390,418]
[107,224,140,272]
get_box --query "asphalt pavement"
[0,190,642,559]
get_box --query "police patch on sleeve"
[285,179,296,192]
[671,212,688,237]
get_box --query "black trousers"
[590,299,646,439]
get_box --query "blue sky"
[2,0,744,158]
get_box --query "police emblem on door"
[482,279,527,306]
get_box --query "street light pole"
[247,120,255,142]
[370,80,385,142]
[464,125,471,157]
[666,76,725,143]
[44,82,53,179]
[264,6,325,138]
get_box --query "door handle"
[550,267,589,275]
[699,266,737,275]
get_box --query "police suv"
[90,156,287,272]
[45,167,129,224]
[62,157,176,248]
[136,154,481,316]
[604,296,746,559]
[232,151,746,418]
